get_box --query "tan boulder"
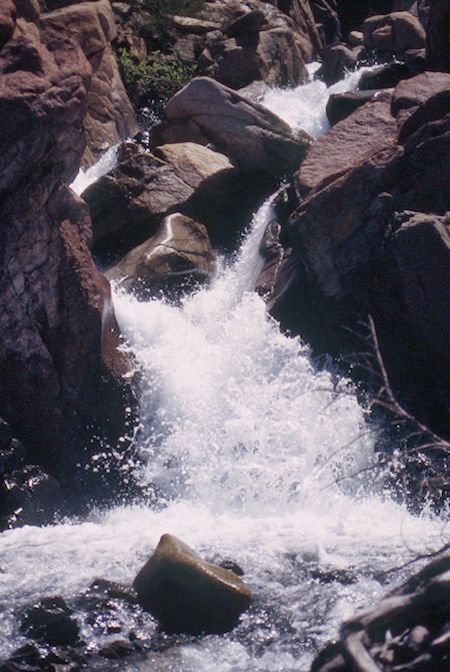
[133,534,252,634]
[40,0,138,166]
[151,76,312,178]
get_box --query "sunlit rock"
[150,77,312,178]
[133,534,252,634]
[107,213,217,298]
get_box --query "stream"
[0,68,447,671]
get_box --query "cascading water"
[0,69,447,671]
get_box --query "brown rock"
[392,70,450,127]
[133,534,252,634]
[315,42,358,86]
[363,11,426,55]
[84,141,250,261]
[107,213,217,297]
[0,0,16,49]
[151,77,312,178]
[0,33,131,476]
[40,0,138,166]
[297,91,396,196]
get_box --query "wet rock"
[325,90,381,126]
[133,533,252,634]
[20,597,79,646]
[358,60,426,91]
[312,554,450,672]
[98,639,135,659]
[315,42,359,86]
[151,76,312,178]
[107,213,216,299]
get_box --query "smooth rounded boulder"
[107,213,217,298]
[150,76,312,178]
[133,534,252,634]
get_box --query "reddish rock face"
[0,19,131,476]
[40,0,138,166]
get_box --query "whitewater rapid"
[1,69,447,671]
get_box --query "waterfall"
[0,68,446,670]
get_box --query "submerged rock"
[133,534,252,634]
[20,597,79,647]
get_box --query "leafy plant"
[117,47,197,113]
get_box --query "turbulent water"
[1,69,447,670]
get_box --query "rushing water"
[0,70,447,670]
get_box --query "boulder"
[84,141,246,262]
[369,211,450,433]
[358,60,427,91]
[0,0,16,49]
[362,11,426,56]
[133,534,252,634]
[264,70,450,432]
[107,213,217,298]
[315,42,359,86]
[199,26,308,90]
[40,0,138,166]
[297,91,397,196]
[391,70,450,127]
[309,0,341,45]
[325,90,380,126]
[150,77,312,178]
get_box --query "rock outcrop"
[40,0,138,166]
[150,76,312,177]
[312,555,450,672]
[0,2,132,485]
[133,533,252,634]
[258,71,450,434]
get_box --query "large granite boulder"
[107,213,217,298]
[84,141,253,262]
[133,534,252,634]
[150,76,312,178]
[40,0,138,166]
[0,27,131,479]
[297,91,397,197]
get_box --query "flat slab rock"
[133,533,252,634]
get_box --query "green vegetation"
[117,48,198,113]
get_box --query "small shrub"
[118,48,197,114]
